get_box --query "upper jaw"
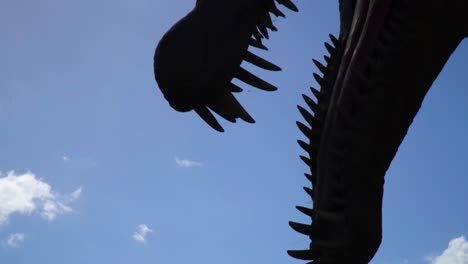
[154,0,296,131]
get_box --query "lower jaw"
[313,1,462,262]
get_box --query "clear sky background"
[1,1,468,264]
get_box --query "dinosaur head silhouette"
[154,0,297,132]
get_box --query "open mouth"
[154,0,298,132]
[155,0,467,263]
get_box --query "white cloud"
[70,187,82,201]
[429,236,468,264]
[133,224,153,244]
[42,200,72,221]
[61,155,70,162]
[6,233,25,248]
[175,157,202,168]
[0,171,81,225]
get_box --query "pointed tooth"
[207,89,239,122]
[253,28,263,41]
[297,140,309,153]
[329,34,340,47]
[269,1,286,17]
[304,187,314,197]
[297,105,315,127]
[300,155,311,167]
[260,12,277,31]
[305,173,316,185]
[249,38,268,50]
[313,59,327,74]
[314,210,345,223]
[287,249,320,260]
[277,0,299,12]
[257,25,269,39]
[240,113,255,124]
[325,42,336,56]
[313,73,326,87]
[244,51,281,71]
[299,155,310,166]
[296,121,311,136]
[235,67,277,91]
[194,107,224,132]
[302,94,318,113]
[296,206,313,217]
[324,55,331,64]
[311,87,322,101]
[288,221,312,236]
[222,90,256,124]
[208,105,236,123]
[229,83,243,93]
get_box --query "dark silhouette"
[154,0,468,263]
[154,0,295,132]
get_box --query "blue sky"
[1,1,468,263]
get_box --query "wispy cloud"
[6,233,25,248]
[0,171,81,225]
[70,187,82,201]
[61,154,70,163]
[428,236,468,264]
[133,224,153,244]
[175,157,202,168]
[41,200,73,221]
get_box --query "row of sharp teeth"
[229,0,298,93]
[288,34,349,262]
[288,2,409,260]
[195,0,299,132]
[297,34,340,175]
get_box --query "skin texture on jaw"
[154,0,468,263]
